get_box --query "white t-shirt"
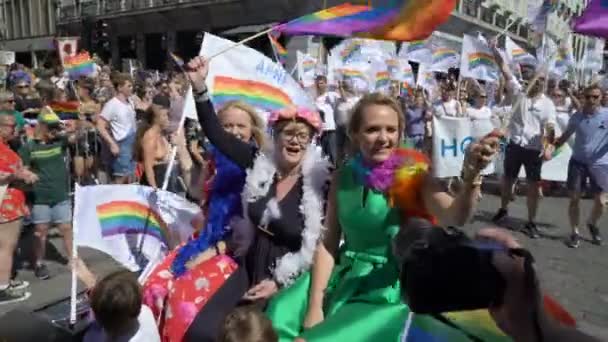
[433,99,462,117]
[100,97,137,141]
[84,305,160,342]
[467,106,492,120]
[316,91,340,131]
[507,91,556,151]
[335,95,361,127]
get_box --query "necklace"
[351,152,404,192]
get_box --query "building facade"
[0,0,58,66]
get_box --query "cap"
[37,107,61,126]
[152,94,170,109]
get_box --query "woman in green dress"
[266,93,504,341]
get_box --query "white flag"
[459,34,500,83]
[583,38,605,71]
[297,51,317,88]
[416,63,436,93]
[505,36,537,66]
[399,39,432,64]
[74,185,203,271]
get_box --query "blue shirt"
[405,107,426,137]
[566,107,608,165]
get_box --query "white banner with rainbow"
[73,185,203,271]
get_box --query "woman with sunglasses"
[144,57,331,342]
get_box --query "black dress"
[184,99,305,342]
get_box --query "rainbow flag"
[268,33,288,65]
[340,40,363,62]
[573,0,608,38]
[50,101,80,120]
[468,52,497,69]
[432,48,457,64]
[211,76,292,112]
[375,71,391,89]
[340,68,368,84]
[279,3,371,35]
[364,0,457,41]
[302,59,315,73]
[96,200,170,247]
[63,51,96,80]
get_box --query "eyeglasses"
[281,130,311,144]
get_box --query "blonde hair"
[217,101,266,148]
[347,92,405,142]
[218,306,278,342]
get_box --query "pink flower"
[176,301,198,323]
[268,105,322,133]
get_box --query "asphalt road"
[0,189,606,340]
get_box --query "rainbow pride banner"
[63,51,96,80]
[74,185,203,272]
[50,101,80,120]
[190,33,313,115]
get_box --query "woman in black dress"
[180,57,332,341]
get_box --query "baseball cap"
[37,107,61,126]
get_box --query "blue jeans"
[111,132,136,177]
[31,200,72,225]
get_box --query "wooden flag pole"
[208,26,281,60]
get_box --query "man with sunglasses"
[555,85,608,248]
[490,42,557,239]
[0,91,26,142]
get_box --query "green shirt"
[19,137,69,205]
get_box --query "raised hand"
[186,57,210,93]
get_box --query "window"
[463,0,479,17]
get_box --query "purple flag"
[573,0,608,38]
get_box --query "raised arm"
[304,172,342,328]
[187,57,256,169]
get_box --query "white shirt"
[315,91,340,131]
[335,95,361,127]
[467,106,492,120]
[100,97,137,141]
[433,99,462,118]
[84,305,160,342]
[507,90,556,151]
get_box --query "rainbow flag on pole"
[268,33,288,65]
[63,51,96,80]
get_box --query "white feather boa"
[240,146,331,287]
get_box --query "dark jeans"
[321,130,337,164]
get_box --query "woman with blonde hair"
[265,93,511,341]
[142,98,269,342]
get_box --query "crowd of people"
[0,39,605,342]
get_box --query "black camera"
[394,218,507,314]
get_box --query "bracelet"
[194,87,209,102]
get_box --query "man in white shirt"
[467,90,492,121]
[433,83,463,118]
[314,75,340,164]
[491,45,557,238]
[97,73,137,184]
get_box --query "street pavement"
[0,189,606,340]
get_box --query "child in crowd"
[72,260,160,342]
[218,306,278,342]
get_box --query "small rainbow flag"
[63,51,96,80]
[432,48,457,64]
[375,71,390,88]
[468,52,497,69]
[212,76,292,112]
[302,59,315,72]
[512,48,526,58]
[340,68,367,84]
[407,40,427,53]
[50,101,80,120]
[268,33,288,65]
[96,200,170,247]
[340,40,362,62]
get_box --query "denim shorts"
[111,133,136,177]
[567,159,606,194]
[31,200,72,225]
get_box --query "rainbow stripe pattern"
[432,48,457,64]
[375,71,390,88]
[340,68,367,84]
[50,101,80,120]
[268,34,288,65]
[63,51,95,80]
[407,40,427,53]
[468,52,497,69]
[212,76,292,112]
[279,3,371,35]
[96,201,170,247]
[512,48,526,58]
[302,59,315,73]
[340,40,362,62]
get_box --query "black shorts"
[503,143,543,182]
[567,159,602,194]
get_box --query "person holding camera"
[18,110,75,280]
[265,93,501,341]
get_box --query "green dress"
[266,161,511,342]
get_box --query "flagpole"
[208,26,282,60]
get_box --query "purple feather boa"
[350,152,403,192]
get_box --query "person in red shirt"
[0,112,38,305]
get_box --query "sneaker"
[566,233,581,248]
[0,288,31,305]
[34,264,50,280]
[524,222,540,239]
[492,208,508,223]
[9,280,29,291]
[588,224,603,246]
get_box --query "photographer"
[394,220,601,342]
[18,110,75,280]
